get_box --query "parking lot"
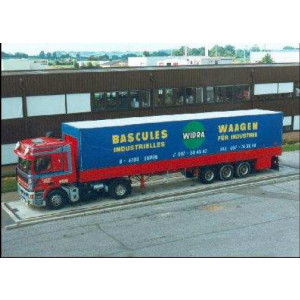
[1,151,299,257]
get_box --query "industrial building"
[128,56,233,67]
[1,59,49,71]
[1,63,299,165]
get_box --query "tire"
[108,179,132,200]
[219,164,234,181]
[46,190,66,209]
[235,162,251,178]
[181,170,194,178]
[199,167,216,184]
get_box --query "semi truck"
[14,109,283,209]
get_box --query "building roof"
[2,62,299,76]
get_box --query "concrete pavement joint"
[95,223,132,251]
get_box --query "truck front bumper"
[18,183,46,207]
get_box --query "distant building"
[1,59,49,71]
[250,51,299,63]
[101,60,128,68]
[77,61,109,67]
[128,56,233,67]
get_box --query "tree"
[76,53,81,61]
[259,53,274,63]
[53,52,57,59]
[100,54,110,60]
[74,61,79,69]
[121,53,137,59]
[173,46,186,56]
[209,45,225,57]
[283,46,295,50]
[143,51,150,57]
[15,52,29,58]
[224,45,235,56]
[250,46,260,52]
[46,52,52,59]
[39,51,46,59]
[87,62,94,68]
[190,47,205,56]
[151,50,169,57]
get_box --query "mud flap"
[271,156,279,171]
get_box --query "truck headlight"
[14,141,21,150]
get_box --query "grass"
[282,143,300,152]
[1,177,17,193]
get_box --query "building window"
[26,95,66,117]
[185,88,196,104]
[233,85,250,101]
[206,87,215,103]
[130,90,150,109]
[106,92,118,109]
[1,97,23,120]
[93,91,129,111]
[254,82,294,100]
[173,89,185,105]
[66,93,91,114]
[278,82,294,99]
[195,88,204,104]
[165,89,174,106]
[94,92,106,111]
[154,87,205,106]
[154,89,164,106]
[215,86,233,103]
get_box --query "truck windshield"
[18,158,32,174]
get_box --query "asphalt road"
[2,177,299,257]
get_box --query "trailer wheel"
[199,167,216,184]
[108,179,132,200]
[46,190,66,209]
[235,162,251,178]
[219,164,234,181]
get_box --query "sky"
[2,43,299,55]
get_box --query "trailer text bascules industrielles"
[14,109,283,209]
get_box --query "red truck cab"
[14,137,77,207]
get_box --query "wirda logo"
[182,121,205,149]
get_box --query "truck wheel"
[46,190,66,209]
[108,179,132,200]
[219,164,234,181]
[199,167,216,184]
[235,162,251,178]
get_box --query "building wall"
[1,64,299,165]
[2,59,31,71]
[1,59,49,71]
